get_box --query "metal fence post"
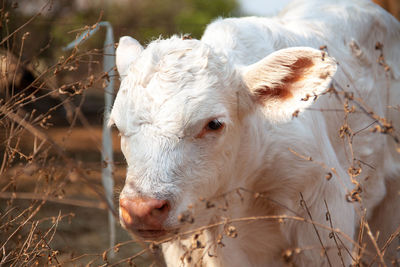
[64,21,116,257]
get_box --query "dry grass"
[0,1,399,267]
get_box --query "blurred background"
[0,0,398,266]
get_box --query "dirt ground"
[0,126,156,266]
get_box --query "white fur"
[110,0,400,266]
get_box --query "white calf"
[110,0,400,266]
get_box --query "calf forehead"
[131,37,223,90]
[113,77,230,137]
[111,37,235,134]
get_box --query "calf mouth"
[133,229,169,239]
[120,219,175,240]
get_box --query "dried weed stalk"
[0,2,399,267]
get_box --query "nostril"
[156,202,170,212]
[150,201,170,219]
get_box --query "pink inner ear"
[253,86,293,103]
[282,57,314,84]
[254,57,315,103]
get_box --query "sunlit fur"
[110,0,400,266]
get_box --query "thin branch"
[300,193,333,267]
[0,192,107,210]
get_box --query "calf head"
[110,36,337,239]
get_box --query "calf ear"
[242,47,337,123]
[116,36,143,78]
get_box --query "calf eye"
[206,119,224,131]
[195,119,225,138]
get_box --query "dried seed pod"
[325,172,333,180]
[226,225,238,238]
[301,94,311,101]
[347,165,362,177]
[325,211,330,221]
[282,249,293,262]
[217,234,225,247]
[149,242,159,253]
[191,239,202,249]
[177,210,194,224]
[375,42,383,50]
[206,201,215,209]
